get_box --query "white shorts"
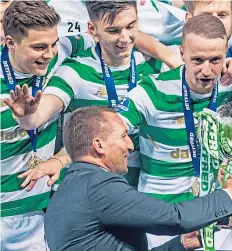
[1,210,49,251]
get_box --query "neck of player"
[101,47,130,67]
[8,51,25,74]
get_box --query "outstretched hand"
[3,84,42,117]
[18,158,62,191]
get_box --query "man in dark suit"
[45,106,232,251]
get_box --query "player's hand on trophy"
[3,84,42,117]
[218,167,232,194]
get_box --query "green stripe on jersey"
[54,167,68,185]
[145,191,195,203]
[140,76,218,114]
[140,124,188,147]
[141,153,194,177]
[67,35,92,57]
[1,192,51,217]
[1,109,18,129]
[45,76,75,100]
[2,171,26,193]
[67,99,108,112]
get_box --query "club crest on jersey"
[116,98,130,112]
[175,117,185,124]
[0,98,8,107]
[95,87,107,97]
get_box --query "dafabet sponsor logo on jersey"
[1,127,27,142]
[170,148,190,159]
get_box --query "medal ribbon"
[182,66,218,177]
[95,43,137,108]
[1,46,43,154]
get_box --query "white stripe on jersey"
[1,138,56,175]
[138,173,194,195]
[139,136,191,163]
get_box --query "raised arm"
[3,84,64,130]
[4,61,76,130]
[135,31,183,69]
[89,173,232,236]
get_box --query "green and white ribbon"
[198,108,232,251]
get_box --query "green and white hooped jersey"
[0,34,94,217]
[48,46,161,168]
[47,0,185,45]
[118,65,232,202]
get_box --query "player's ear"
[185,12,192,23]
[88,21,97,38]
[5,35,17,51]
[180,45,184,62]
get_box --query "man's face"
[102,113,134,174]
[9,27,58,76]
[191,1,232,39]
[180,34,227,94]
[91,6,138,64]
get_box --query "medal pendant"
[192,179,200,197]
[28,155,42,170]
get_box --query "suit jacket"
[45,162,232,251]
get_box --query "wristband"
[50,157,64,169]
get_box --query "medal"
[192,178,200,197]
[28,154,42,170]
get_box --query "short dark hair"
[63,106,116,162]
[184,1,232,15]
[182,14,227,43]
[85,0,137,25]
[3,0,60,42]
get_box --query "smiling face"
[6,26,58,76]
[180,33,227,94]
[89,6,138,66]
[187,1,232,39]
[101,113,134,174]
